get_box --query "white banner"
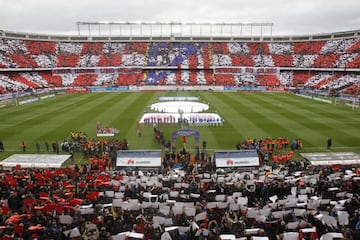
[116,150,162,167]
[214,150,260,168]
[97,133,115,137]
[214,67,279,76]
[215,157,260,168]
[116,157,161,167]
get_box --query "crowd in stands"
[1,37,360,92]
[342,83,360,96]
[0,131,359,240]
[0,74,30,92]
[1,147,360,239]
[0,70,358,93]
[321,74,360,90]
[1,38,360,70]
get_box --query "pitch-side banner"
[116,150,162,167]
[214,150,260,168]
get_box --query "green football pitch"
[0,92,359,164]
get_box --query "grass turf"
[0,91,359,165]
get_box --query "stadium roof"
[1,27,359,43]
[76,21,274,38]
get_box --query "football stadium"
[0,15,360,240]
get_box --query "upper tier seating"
[1,38,360,69]
[0,37,359,91]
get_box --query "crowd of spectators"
[1,70,358,92]
[2,38,360,70]
[1,150,360,239]
[1,37,360,93]
[0,131,358,240]
[0,74,31,93]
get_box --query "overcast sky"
[1,0,359,36]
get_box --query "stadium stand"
[0,154,360,239]
[0,32,360,92]
[0,28,360,239]
[342,83,360,95]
